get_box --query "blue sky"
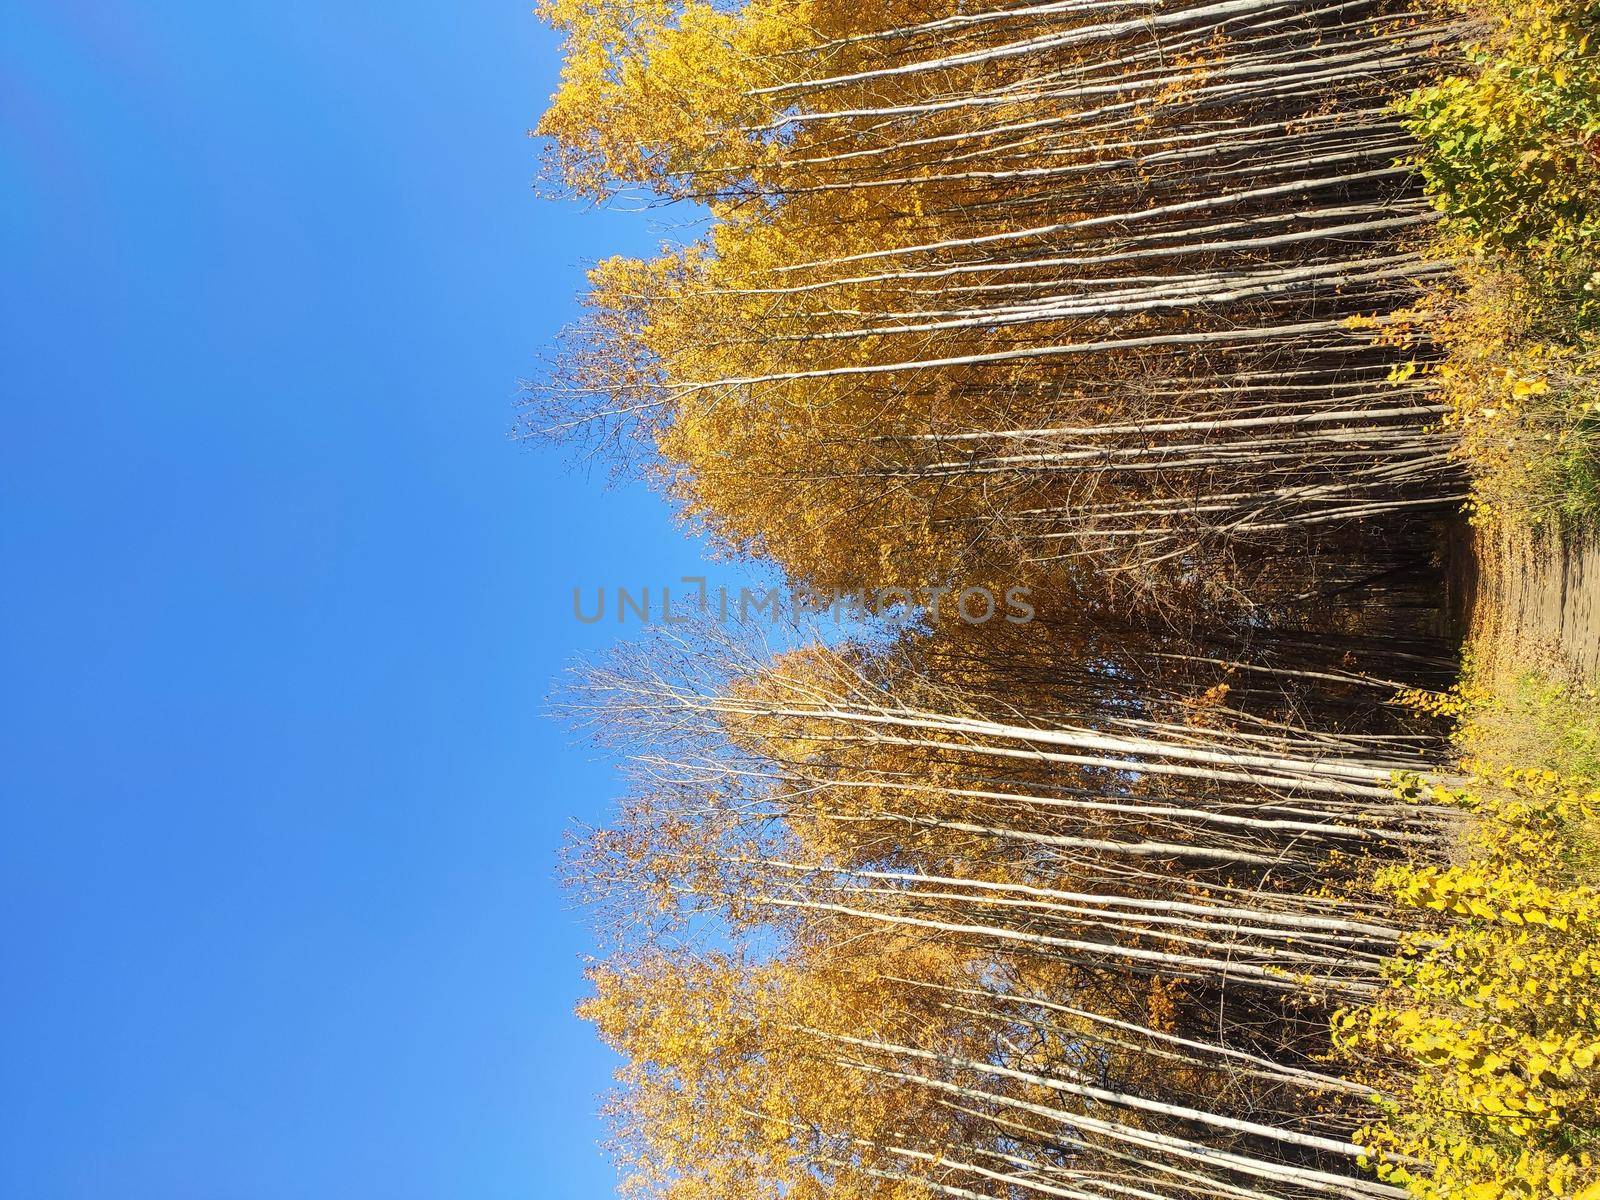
[0,2,732,1195]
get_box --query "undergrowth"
[1401,0,1600,528]
[1338,669,1600,1199]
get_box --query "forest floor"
[1465,525,1600,686]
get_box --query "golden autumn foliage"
[530,0,1468,602]
[1336,769,1600,1200]
[528,0,1600,1197]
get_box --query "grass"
[1455,658,1600,885]
[1459,661,1600,781]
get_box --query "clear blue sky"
[0,2,725,1195]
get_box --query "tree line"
[530,0,1472,1196]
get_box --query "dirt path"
[1466,526,1600,683]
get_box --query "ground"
[1468,527,1600,687]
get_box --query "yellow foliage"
[1335,765,1600,1200]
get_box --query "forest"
[528,0,1600,1197]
